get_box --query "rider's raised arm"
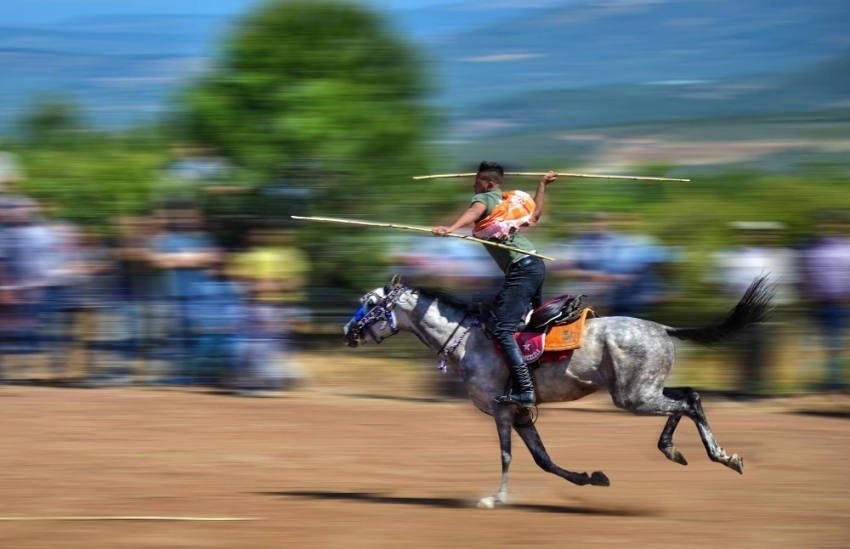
[532,171,558,224]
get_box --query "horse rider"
[432,161,558,408]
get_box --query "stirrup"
[495,390,536,408]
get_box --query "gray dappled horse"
[343,274,774,508]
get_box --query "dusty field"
[1,358,849,548]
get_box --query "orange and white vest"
[472,190,536,240]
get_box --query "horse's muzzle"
[342,322,362,347]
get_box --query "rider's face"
[474,174,491,194]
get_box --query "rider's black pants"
[492,256,546,367]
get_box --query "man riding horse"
[432,161,559,408]
[342,168,766,503]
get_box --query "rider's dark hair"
[477,161,504,184]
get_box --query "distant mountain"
[450,54,850,139]
[431,0,850,106]
[0,15,228,56]
[0,0,848,130]
[0,15,230,129]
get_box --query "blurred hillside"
[447,55,850,171]
[428,0,850,106]
[0,14,227,128]
[1,0,848,132]
[453,56,850,138]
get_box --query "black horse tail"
[667,275,775,347]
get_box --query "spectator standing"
[550,212,629,316]
[608,214,676,318]
[228,226,311,393]
[708,222,799,395]
[39,205,81,376]
[71,228,125,385]
[111,215,163,382]
[800,211,850,392]
[149,201,220,384]
[187,255,244,386]
[2,198,54,357]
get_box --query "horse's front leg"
[477,406,515,509]
[513,409,610,487]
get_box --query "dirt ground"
[1,355,849,549]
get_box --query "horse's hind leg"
[657,388,689,466]
[626,387,743,474]
[513,408,610,487]
[477,407,514,509]
[683,389,744,474]
[658,414,688,465]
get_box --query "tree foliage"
[6,95,163,226]
[176,0,437,289]
[179,0,433,192]
[15,139,163,227]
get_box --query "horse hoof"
[662,446,689,466]
[590,471,610,487]
[728,454,744,475]
[476,497,497,509]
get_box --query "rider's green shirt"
[471,189,536,274]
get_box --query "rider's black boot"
[495,345,536,408]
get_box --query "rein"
[436,315,480,374]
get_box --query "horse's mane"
[408,285,471,310]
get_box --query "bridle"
[346,284,482,375]
[345,284,407,345]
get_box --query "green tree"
[177,0,436,293]
[17,140,163,227]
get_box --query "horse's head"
[343,274,407,347]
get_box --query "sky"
[1,0,461,24]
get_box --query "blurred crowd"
[0,147,312,394]
[546,211,849,395]
[1,142,848,396]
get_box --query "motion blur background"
[1,0,849,396]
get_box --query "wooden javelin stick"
[0,516,259,521]
[291,215,555,261]
[412,172,690,182]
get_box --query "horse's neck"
[396,293,469,355]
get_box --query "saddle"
[491,295,597,364]
[523,293,587,332]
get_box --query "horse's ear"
[390,273,402,288]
